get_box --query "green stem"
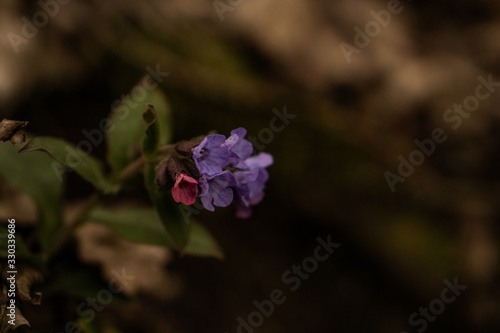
[47,192,101,258]
[115,144,175,183]
[47,152,155,259]
[116,155,147,183]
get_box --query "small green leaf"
[0,142,63,251]
[144,162,189,249]
[19,137,118,194]
[142,104,160,161]
[107,87,172,175]
[85,207,223,259]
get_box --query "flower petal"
[193,134,230,175]
[225,128,253,168]
[200,194,215,211]
[171,173,198,205]
[197,171,235,210]
[244,152,273,169]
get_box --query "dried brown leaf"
[0,120,28,145]
[0,288,30,332]
[14,267,42,306]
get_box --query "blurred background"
[1,0,500,332]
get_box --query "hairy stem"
[116,155,147,183]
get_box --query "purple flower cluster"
[162,127,272,218]
[193,128,272,218]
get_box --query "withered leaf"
[13,267,43,306]
[0,289,30,332]
[0,263,42,332]
[1,265,43,306]
[0,120,29,145]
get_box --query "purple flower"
[224,127,253,169]
[198,170,236,211]
[192,134,230,176]
[187,128,272,215]
[233,153,273,218]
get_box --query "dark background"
[1,0,500,332]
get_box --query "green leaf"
[0,142,63,251]
[19,137,118,194]
[107,87,172,175]
[142,104,160,161]
[182,222,224,259]
[144,162,189,249]
[85,207,223,259]
[86,207,172,247]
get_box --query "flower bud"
[175,137,204,157]
[155,155,200,190]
